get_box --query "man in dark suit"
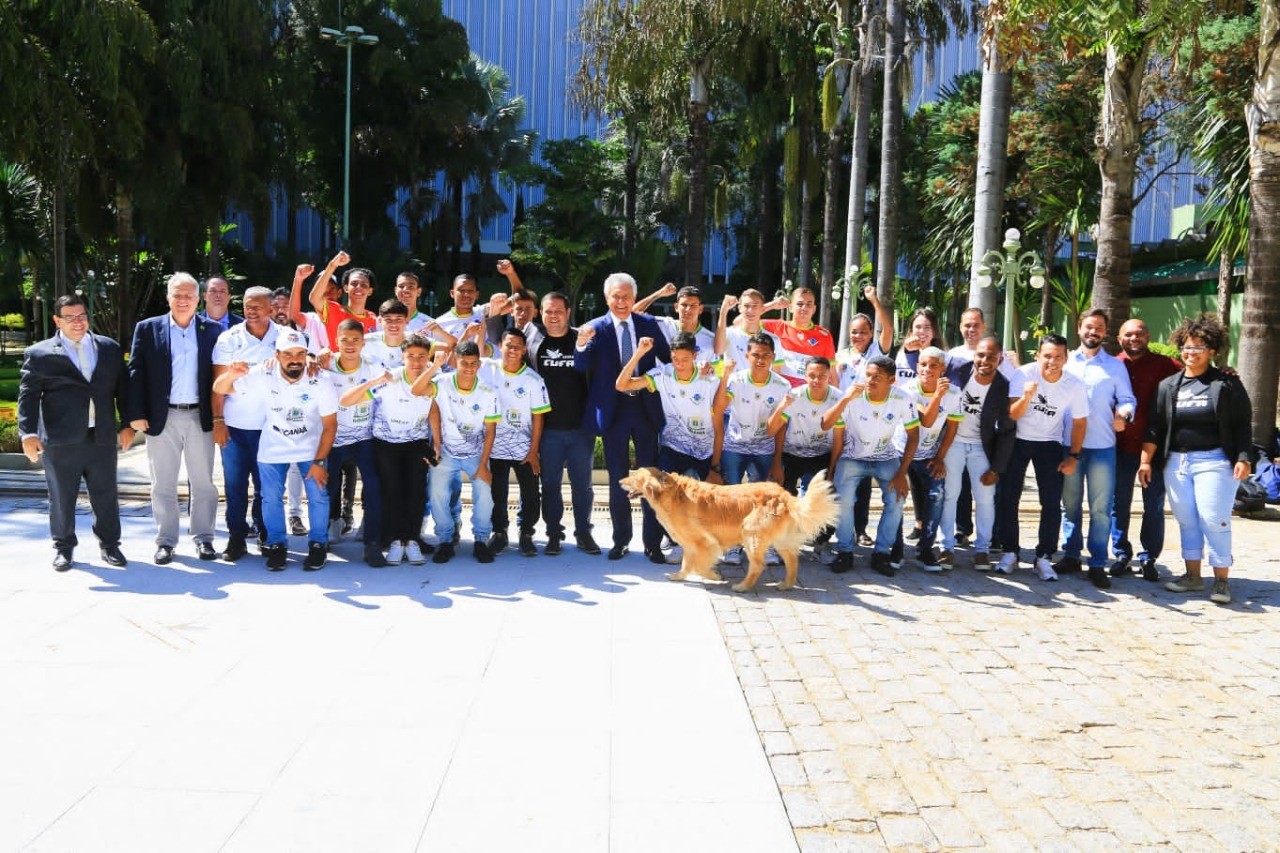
[18,294,134,570]
[574,272,672,561]
[198,276,243,332]
[125,272,223,564]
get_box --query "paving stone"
[874,815,939,851]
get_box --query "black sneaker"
[474,541,494,564]
[222,536,248,562]
[545,537,562,556]
[1052,555,1083,574]
[451,530,461,546]
[486,531,509,554]
[888,547,904,570]
[575,534,602,555]
[1110,555,1132,577]
[871,551,895,577]
[364,544,388,568]
[955,532,972,548]
[303,542,327,571]
[1088,565,1112,589]
[519,534,537,557]
[432,542,455,564]
[906,526,921,541]
[1141,558,1160,582]
[831,551,853,574]
[265,544,288,571]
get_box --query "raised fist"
[1022,381,1038,399]
[331,250,350,268]
[496,258,513,275]
[720,294,738,313]
[659,282,678,297]
[636,336,654,354]
[295,263,315,280]
[862,285,876,301]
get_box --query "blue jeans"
[834,457,906,555]
[895,458,943,556]
[259,461,329,547]
[1062,445,1116,567]
[1112,448,1166,562]
[1000,439,1066,560]
[327,439,381,545]
[539,428,595,541]
[658,445,712,479]
[1164,450,1236,568]
[222,427,264,540]
[721,449,772,484]
[941,440,997,552]
[429,454,495,544]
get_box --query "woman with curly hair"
[1139,314,1253,604]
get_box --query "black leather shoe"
[1088,565,1112,589]
[576,534,602,555]
[871,552,895,577]
[544,537,562,556]
[1141,558,1160,582]
[52,549,73,571]
[100,545,128,567]
[473,541,494,564]
[607,544,629,561]
[154,545,174,565]
[519,534,537,557]
[644,548,666,565]
[364,545,389,568]
[1052,555,1083,574]
[222,537,248,562]
[486,531,509,554]
[1110,556,1132,577]
[831,551,853,574]
[195,541,217,561]
[432,542,455,564]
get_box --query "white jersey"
[1008,363,1089,443]
[371,367,434,443]
[432,372,501,458]
[780,387,840,458]
[362,333,406,370]
[644,363,719,459]
[834,340,886,384]
[656,317,716,363]
[433,308,485,342]
[404,312,431,335]
[955,377,992,444]
[213,322,288,430]
[301,312,329,352]
[896,378,963,460]
[326,358,383,447]
[840,386,920,462]
[722,326,783,372]
[231,363,338,464]
[723,370,792,456]
[478,360,551,461]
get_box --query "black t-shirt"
[1170,372,1220,452]
[535,330,589,431]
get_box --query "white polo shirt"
[896,378,963,460]
[478,360,552,461]
[362,333,406,371]
[230,363,338,464]
[644,363,719,459]
[780,387,840,458]
[326,358,383,447]
[371,367,435,443]
[723,370,792,456]
[213,322,286,430]
[432,373,501,458]
[656,317,716,363]
[840,387,920,462]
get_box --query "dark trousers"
[853,478,872,537]
[895,458,944,557]
[328,456,358,522]
[602,396,661,551]
[373,437,430,544]
[1112,448,1166,562]
[782,453,829,494]
[956,470,974,537]
[490,457,541,536]
[327,439,381,546]
[43,437,121,550]
[1000,439,1066,559]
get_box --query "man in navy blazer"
[18,294,134,570]
[574,272,672,561]
[125,272,223,564]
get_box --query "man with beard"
[1056,309,1136,589]
[1112,318,1181,581]
[213,330,338,571]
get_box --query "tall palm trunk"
[1093,41,1148,352]
[874,0,905,308]
[684,58,711,287]
[758,150,780,292]
[969,40,1012,318]
[1241,0,1280,443]
[624,124,641,257]
[837,0,879,345]
[115,188,135,346]
[820,0,853,329]
[1216,248,1234,366]
[798,138,815,289]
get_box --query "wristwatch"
[1067,451,1081,460]
[312,458,328,468]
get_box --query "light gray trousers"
[146,409,218,546]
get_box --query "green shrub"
[0,313,24,331]
[1148,341,1180,358]
[0,417,19,453]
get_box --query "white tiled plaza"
[0,507,797,853]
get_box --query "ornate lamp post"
[319,22,379,245]
[976,228,1046,353]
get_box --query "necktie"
[72,339,95,428]
[619,320,634,375]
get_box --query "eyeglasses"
[59,313,89,323]
[1180,345,1207,354]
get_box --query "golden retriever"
[619,468,840,592]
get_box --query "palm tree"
[968,21,1012,318]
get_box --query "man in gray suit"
[18,294,135,570]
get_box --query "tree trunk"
[450,178,464,275]
[1241,0,1280,444]
[798,139,815,290]
[685,58,711,287]
[115,188,135,346]
[624,124,641,258]
[1093,40,1148,353]
[969,41,1012,319]
[52,182,68,298]
[207,222,221,276]
[820,0,853,329]
[1216,248,1234,366]
[837,4,878,345]
[874,0,905,308]
[758,153,780,292]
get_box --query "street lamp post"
[976,228,1046,354]
[319,23,379,246]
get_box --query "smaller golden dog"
[619,468,840,592]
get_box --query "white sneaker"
[1034,557,1058,582]
[995,553,1018,574]
[386,541,405,564]
[721,546,742,566]
[816,544,837,565]
[328,518,345,542]
[766,548,783,566]
[405,540,426,565]
[664,546,684,565]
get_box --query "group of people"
[17,257,1254,604]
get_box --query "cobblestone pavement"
[711,510,1280,852]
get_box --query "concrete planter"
[0,453,40,471]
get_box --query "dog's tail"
[794,471,841,540]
